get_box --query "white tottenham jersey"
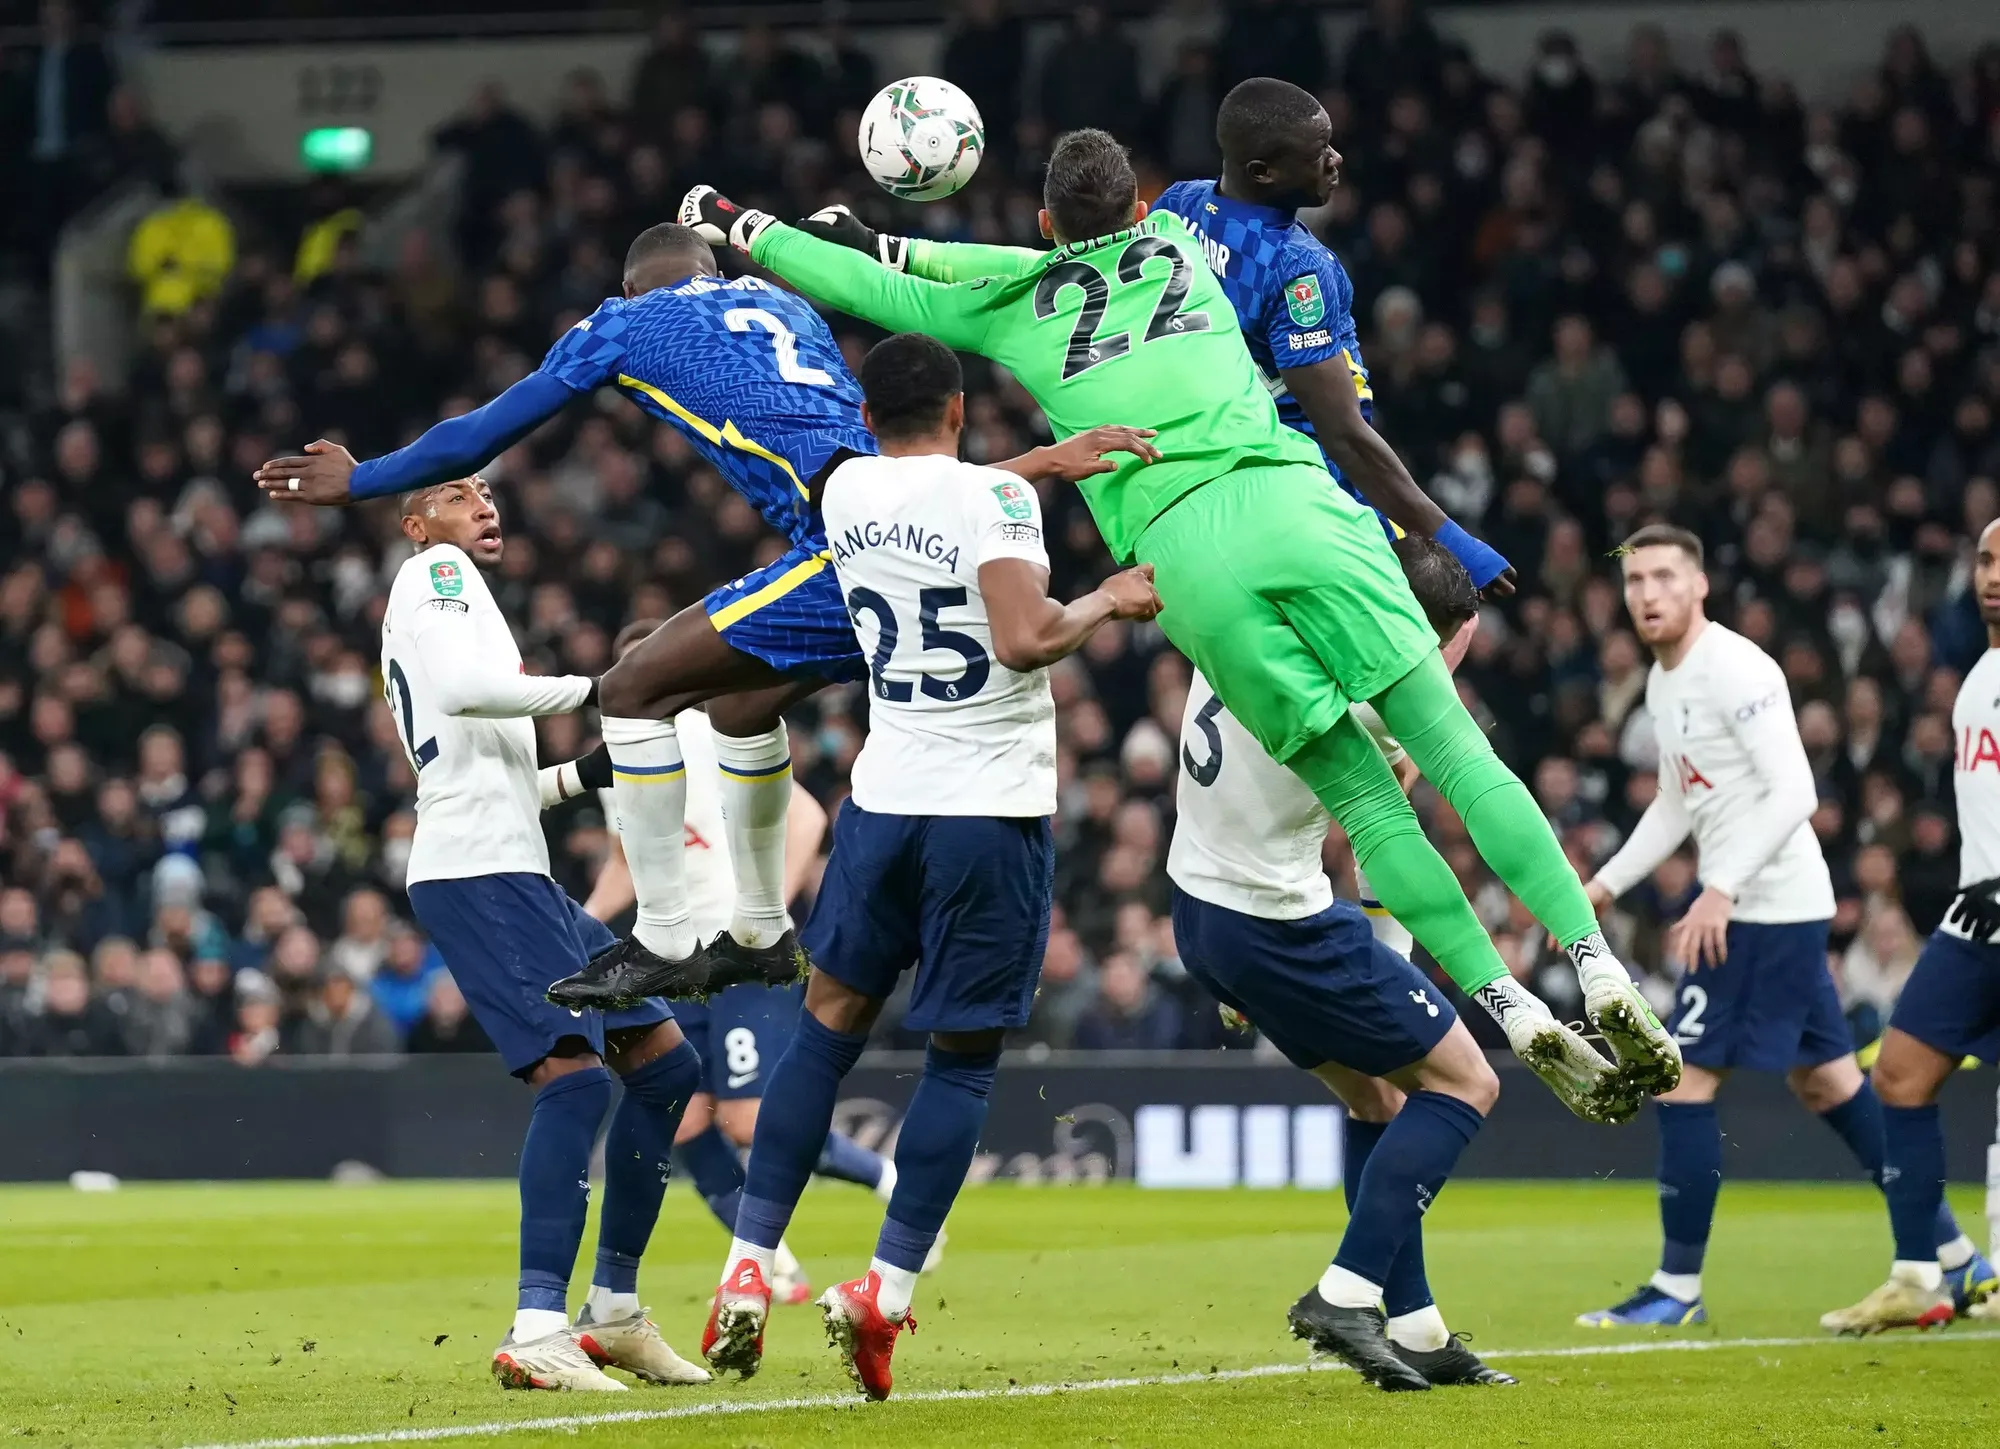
[597,709,733,938]
[382,544,592,885]
[824,453,1056,817]
[1167,672,1401,921]
[1596,622,1836,923]
[1947,647,2000,942]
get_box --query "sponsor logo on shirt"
[991,480,1034,520]
[1000,522,1041,543]
[1287,329,1333,350]
[1959,726,2000,772]
[421,597,470,615]
[1674,754,1716,792]
[1285,274,1325,327]
[428,560,464,597]
[1734,689,1782,721]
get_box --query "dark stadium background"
[0,1,1994,1113]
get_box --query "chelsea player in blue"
[259,223,874,1004]
[258,222,1147,1008]
[1152,78,1514,597]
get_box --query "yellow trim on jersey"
[616,374,808,497]
[1360,904,1391,918]
[1340,348,1375,403]
[707,552,831,631]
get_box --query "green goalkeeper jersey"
[751,213,1329,564]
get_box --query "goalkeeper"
[679,132,1678,1103]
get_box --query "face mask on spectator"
[316,669,372,710]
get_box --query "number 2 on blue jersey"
[845,586,990,702]
[724,307,834,387]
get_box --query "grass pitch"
[2,1179,1996,1448]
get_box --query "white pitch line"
[183,1330,2000,1449]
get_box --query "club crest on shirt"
[991,480,1033,520]
[428,559,464,597]
[1285,274,1325,327]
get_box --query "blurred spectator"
[943,0,1027,144]
[123,947,197,1058]
[19,950,124,1056]
[1073,951,1185,1051]
[405,973,494,1055]
[293,963,399,1056]
[369,922,442,1038]
[1037,7,1141,138]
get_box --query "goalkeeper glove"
[678,185,777,254]
[795,204,912,271]
[1946,876,2000,941]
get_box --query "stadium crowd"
[2,4,1997,1063]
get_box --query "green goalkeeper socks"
[1285,711,1509,995]
[1369,652,1601,950]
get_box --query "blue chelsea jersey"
[1154,180,1374,490]
[538,276,876,548]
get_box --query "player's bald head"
[1042,129,1141,245]
[1216,78,1338,210]
[624,222,716,295]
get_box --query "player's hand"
[1667,886,1733,971]
[1946,876,2000,941]
[797,204,911,271]
[1481,566,1518,600]
[679,184,776,253]
[1030,426,1161,482]
[1099,564,1162,622]
[254,440,358,505]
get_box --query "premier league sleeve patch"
[428,559,464,597]
[1285,274,1326,328]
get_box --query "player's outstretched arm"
[255,373,574,505]
[1283,360,1515,597]
[410,583,599,719]
[983,561,1161,672]
[1584,767,1693,908]
[795,205,1041,283]
[681,186,998,352]
[996,425,1161,484]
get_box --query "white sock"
[1569,932,1630,993]
[602,716,697,961]
[1385,1304,1450,1352]
[874,1157,898,1204]
[1472,974,1551,1026]
[1892,1259,1944,1292]
[1316,1263,1382,1309]
[713,723,794,949]
[512,1307,569,1342]
[582,1283,641,1321]
[1354,867,1415,956]
[774,1238,802,1281]
[722,1237,776,1286]
[1649,1269,1701,1303]
[869,1259,918,1319]
[1937,1233,1975,1273]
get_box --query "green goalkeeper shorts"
[1134,462,1436,764]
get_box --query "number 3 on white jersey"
[724,307,833,387]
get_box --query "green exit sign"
[301,126,373,173]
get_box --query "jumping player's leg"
[708,680,825,956]
[1316,1068,1444,1352]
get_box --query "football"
[858,76,985,201]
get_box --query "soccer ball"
[858,77,985,202]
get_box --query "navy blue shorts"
[672,981,805,1098]
[407,873,672,1077]
[1888,932,2000,1063]
[802,802,1053,1034]
[1665,918,1846,1072]
[1170,887,1454,1077]
[704,544,865,682]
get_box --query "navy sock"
[876,1044,1000,1272]
[1656,1101,1722,1277]
[737,1014,867,1249]
[1884,1103,1950,1263]
[518,1065,612,1313]
[594,1041,700,1294]
[1822,1080,1969,1251]
[674,1125,748,1232]
[816,1129,889,1190]
[1332,1091,1481,1290]
[1343,1116,1433,1315]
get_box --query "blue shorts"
[704,544,865,682]
[802,802,1054,1034]
[407,873,672,1077]
[1665,918,1847,1072]
[1888,931,2000,1063]
[1170,888,1454,1077]
[672,981,804,1098]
